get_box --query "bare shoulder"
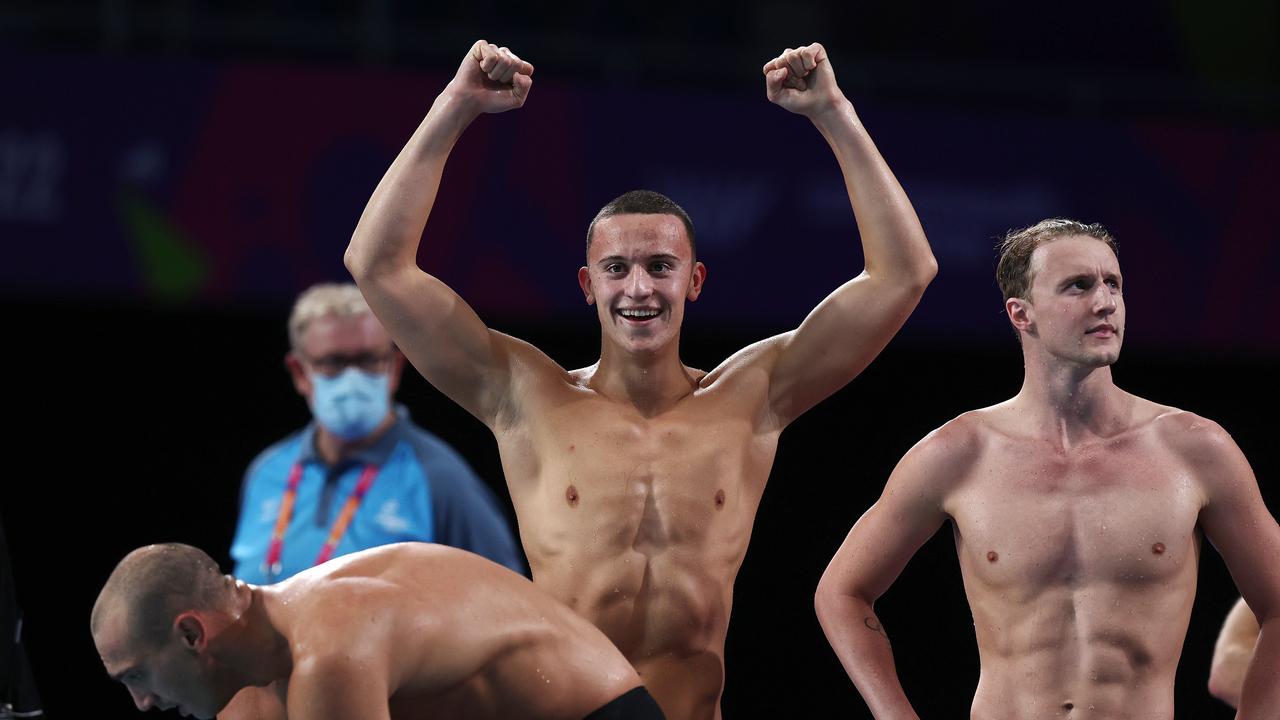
[1148,405,1239,461]
[698,336,778,390]
[917,408,990,459]
[890,409,992,487]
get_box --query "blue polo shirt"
[231,407,523,583]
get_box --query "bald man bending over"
[91,543,663,720]
[345,39,936,720]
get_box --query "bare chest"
[498,390,779,556]
[948,436,1203,591]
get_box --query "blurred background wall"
[3,0,1277,716]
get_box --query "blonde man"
[230,283,522,584]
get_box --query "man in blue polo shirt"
[230,283,523,583]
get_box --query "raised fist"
[763,43,844,117]
[446,40,535,115]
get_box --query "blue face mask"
[309,368,391,440]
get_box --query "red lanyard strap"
[263,463,380,578]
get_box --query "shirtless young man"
[815,219,1280,719]
[91,543,664,720]
[344,40,937,719]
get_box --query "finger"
[808,42,828,65]
[511,73,533,106]
[800,45,818,71]
[764,68,789,101]
[495,58,518,84]
[478,44,500,74]
[503,49,534,77]
[785,49,807,80]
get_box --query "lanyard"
[262,462,380,579]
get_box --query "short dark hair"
[586,190,697,262]
[91,544,231,647]
[996,218,1118,302]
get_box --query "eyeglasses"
[300,351,394,377]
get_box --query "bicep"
[820,439,955,603]
[1195,432,1280,620]
[289,659,392,720]
[355,264,514,425]
[768,273,926,427]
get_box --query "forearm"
[346,91,479,280]
[815,587,919,719]
[808,101,935,289]
[1236,617,1280,718]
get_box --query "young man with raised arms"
[345,40,937,719]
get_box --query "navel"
[1151,542,1165,555]
[714,489,726,509]
[986,551,999,563]
[1062,702,1074,711]
[565,485,580,508]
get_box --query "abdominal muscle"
[966,582,1191,720]
[525,521,740,719]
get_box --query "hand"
[445,40,535,116]
[763,43,846,117]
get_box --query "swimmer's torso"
[492,353,782,720]
[943,402,1204,720]
[238,544,641,720]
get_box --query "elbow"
[1207,655,1245,708]
[344,240,374,282]
[814,573,856,631]
[906,253,938,295]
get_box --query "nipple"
[986,551,999,563]
[1151,542,1165,555]
[566,485,580,508]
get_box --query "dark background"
[3,1,1278,717]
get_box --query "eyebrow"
[597,254,681,266]
[108,664,138,682]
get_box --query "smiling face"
[1008,235,1125,368]
[578,213,706,357]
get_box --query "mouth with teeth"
[617,307,662,324]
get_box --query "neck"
[1015,349,1129,446]
[314,412,395,464]
[209,584,292,691]
[592,340,697,416]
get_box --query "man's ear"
[687,262,706,301]
[1006,297,1035,336]
[174,613,208,652]
[285,352,312,399]
[578,266,595,305]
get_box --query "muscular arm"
[1183,418,1280,719]
[1209,597,1260,709]
[759,43,937,428]
[218,687,287,720]
[288,656,393,720]
[345,41,535,426]
[815,423,967,719]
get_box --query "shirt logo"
[258,497,281,524]
[374,499,411,534]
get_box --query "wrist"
[434,86,484,126]
[807,94,857,130]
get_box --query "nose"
[1093,285,1117,316]
[129,686,156,711]
[625,266,653,298]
